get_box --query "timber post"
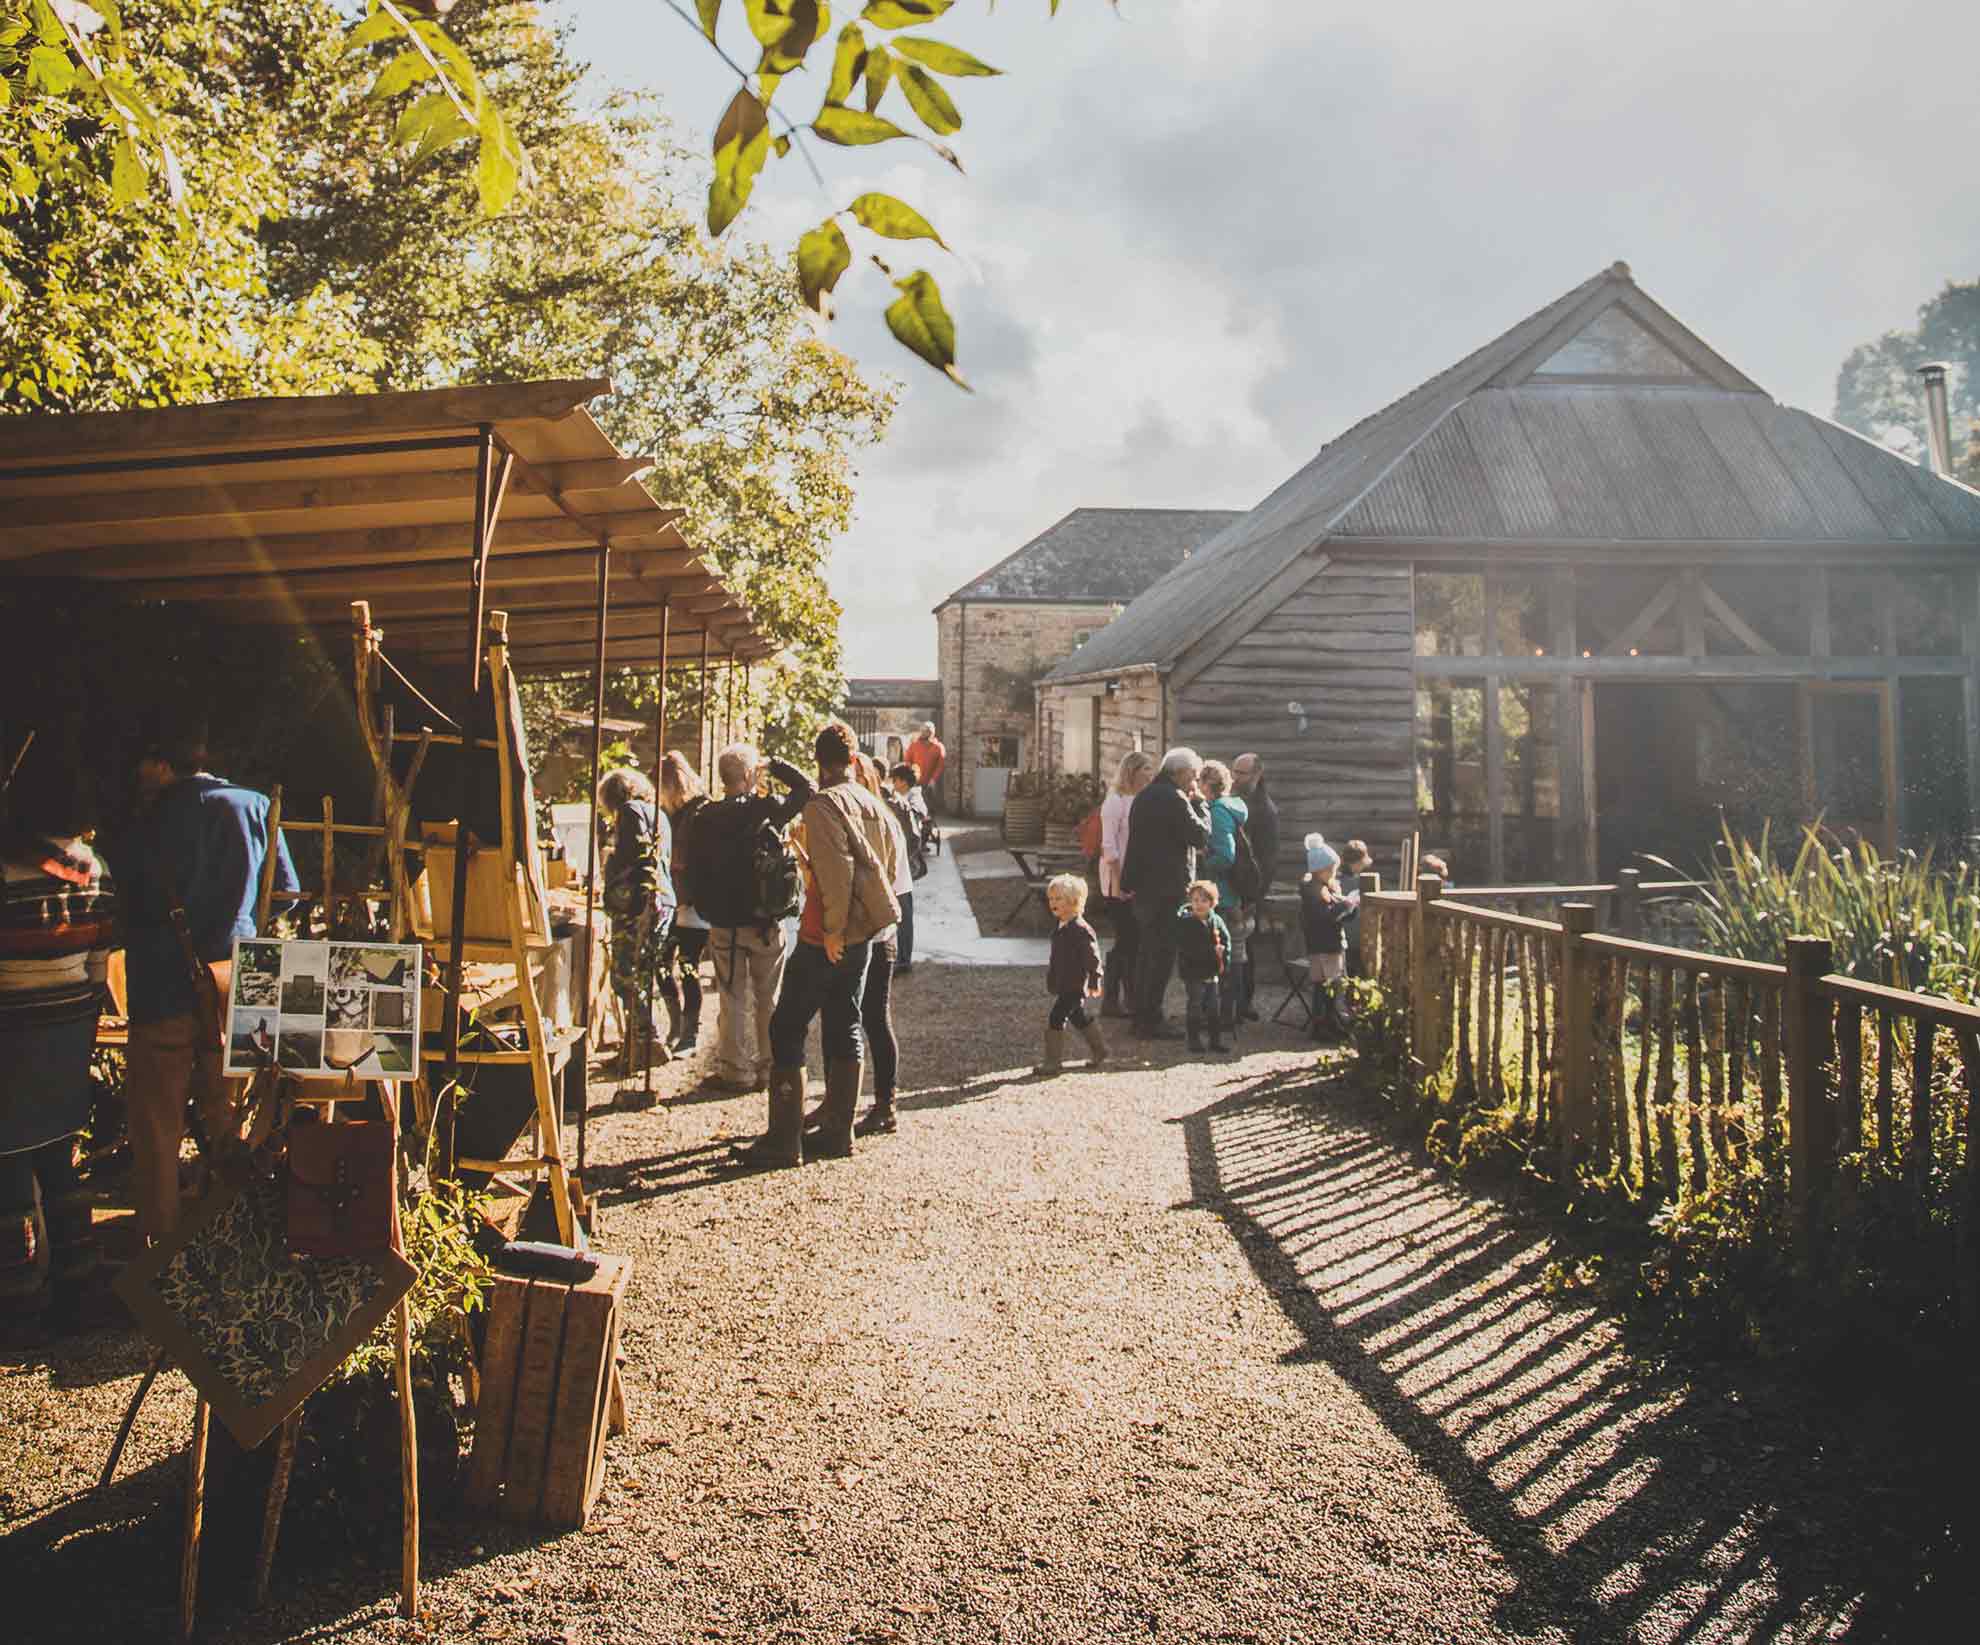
[1556,902,1597,1174]
[1350,870,1380,976]
[1616,867,1642,938]
[1784,935,1836,1257]
[1410,874,1444,1074]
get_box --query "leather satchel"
[287,1120,397,1259]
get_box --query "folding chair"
[1257,924,1314,1029]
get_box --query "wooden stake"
[254,1411,302,1607]
[180,1397,210,1641]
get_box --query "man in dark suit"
[1121,748,1211,1039]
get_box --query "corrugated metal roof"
[1045,263,1980,684]
[844,677,942,708]
[935,507,1241,608]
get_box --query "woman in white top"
[851,756,912,1137]
[1098,750,1157,1018]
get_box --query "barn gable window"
[1531,307,1702,381]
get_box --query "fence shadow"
[1177,1068,1961,1643]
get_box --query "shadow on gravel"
[1178,1067,1960,1644]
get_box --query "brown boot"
[1080,1020,1108,1066]
[1035,1027,1065,1075]
[807,1058,861,1159]
[729,1068,804,1169]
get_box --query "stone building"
[935,507,1239,814]
[1038,262,1980,885]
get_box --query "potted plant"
[1043,772,1103,851]
[1002,768,1045,843]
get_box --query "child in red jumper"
[1038,873,1106,1073]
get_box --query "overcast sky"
[569,0,1980,678]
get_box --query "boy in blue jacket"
[1174,879,1233,1054]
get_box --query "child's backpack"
[1075,804,1104,861]
[1228,819,1265,903]
[885,792,929,881]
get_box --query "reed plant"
[1653,822,1980,1000]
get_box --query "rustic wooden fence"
[1361,875,1979,1324]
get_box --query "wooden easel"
[349,602,582,1245]
[173,795,425,1637]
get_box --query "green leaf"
[708,86,770,234]
[345,7,399,50]
[825,23,867,104]
[393,90,451,147]
[475,102,521,215]
[849,192,945,248]
[796,218,851,315]
[25,44,77,94]
[863,48,894,113]
[896,63,960,135]
[862,0,953,28]
[696,0,722,37]
[885,269,967,387]
[812,103,907,145]
[29,0,64,48]
[109,135,144,207]
[368,47,434,102]
[408,98,475,171]
[889,37,1000,76]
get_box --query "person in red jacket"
[904,723,946,808]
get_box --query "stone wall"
[937,600,1122,813]
[1035,667,1167,784]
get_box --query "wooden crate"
[464,1252,630,1527]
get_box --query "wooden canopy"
[0,380,773,672]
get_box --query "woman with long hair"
[0,743,115,1333]
[596,765,674,1103]
[1098,749,1156,1018]
[656,751,709,1056]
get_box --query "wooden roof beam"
[0,379,610,465]
[113,547,698,606]
[0,512,683,578]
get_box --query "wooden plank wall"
[1176,559,1417,884]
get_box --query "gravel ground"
[0,962,1957,1643]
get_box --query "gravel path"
[0,962,1951,1642]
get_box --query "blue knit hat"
[1305,833,1339,874]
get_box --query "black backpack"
[688,796,798,929]
[885,792,929,881]
[1228,819,1264,903]
[749,817,803,923]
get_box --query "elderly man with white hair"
[1120,747,1213,1039]
[681,741,813,1095]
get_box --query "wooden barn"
[1036,263,1980,884]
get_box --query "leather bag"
[287,1119,396,1258]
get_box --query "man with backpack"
[685,742,813,1096]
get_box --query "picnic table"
[1001,846,1089,929]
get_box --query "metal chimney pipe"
[1919,360,1953,475]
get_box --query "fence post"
[1411,874,1444,1074]
[1349,871,1380,976]
[1616,867,1642,938]
[1784,935,1836,1255]
[1557,902,1597,1175]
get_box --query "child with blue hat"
[1300,833,1358,1040]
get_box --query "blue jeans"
[769,938,872,1069]
[1184,978,1221,1036]
[895,891,915,969]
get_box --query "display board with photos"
[226,938,423,1080]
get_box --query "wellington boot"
[1080,1021,1108,1066]
[1035,1027,1065,1075]
[1101,961,1127,1019]
[809,1058,861,1159]
[855,1097,898,1137]
[730,1069,804,1169]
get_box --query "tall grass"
[1654,821,1980,1000]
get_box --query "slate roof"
[935,507,1242,609]
[1045,263,1980,684]
[845,677,943,708]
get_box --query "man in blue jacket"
[1120,747,1211,1039]
[111,713,298,1238]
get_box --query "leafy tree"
[1834,280,1980,483]
[0,0,377,408]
